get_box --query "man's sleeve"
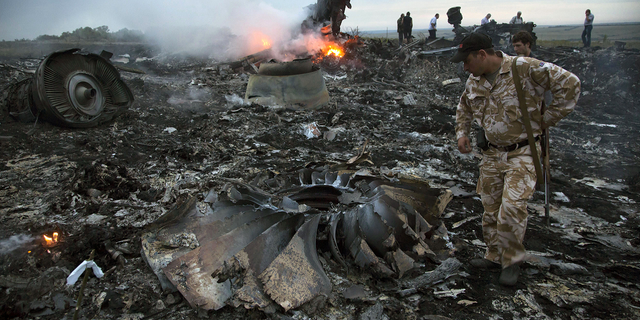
[455,92,473,140]
[528,61,581,127]
[509,16,515,24]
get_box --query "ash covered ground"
[0,39,639,319]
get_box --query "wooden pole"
[73,249,96,320]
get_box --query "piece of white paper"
[66,260,104,286]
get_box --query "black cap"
[450,33,493,63]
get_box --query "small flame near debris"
[43,232,59,247]
[324,44,344,57]
[248,31,273,52]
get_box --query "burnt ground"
[0,40,639,319]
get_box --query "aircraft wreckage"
[142,165,453,312]
[4,48,134,128]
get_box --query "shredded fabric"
[66,260,104,286]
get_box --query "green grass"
[537,39,640,50]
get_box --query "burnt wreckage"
[2,1,640,318]
[3,49,134,128]
[142,165,453,311]
[447,7,537,49]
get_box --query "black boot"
[470,258,500,269]
[499,264,520,286]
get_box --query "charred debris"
[1,10,640,320]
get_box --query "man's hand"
[458,137,472,153]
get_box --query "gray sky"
[1,0,639,40]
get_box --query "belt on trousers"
[489,136,539,152]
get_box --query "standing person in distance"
[428,13,440,40]
[582,9,594,47]
[397,13,405,47]
[403,12,413,43]
[481,13,491,26]
[510,11,524,24]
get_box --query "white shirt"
[584,14,594,26]
[481,17,490,25]
[428,16,437,30]
[510,16,523,24]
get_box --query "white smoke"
[140,1,326,61]
[0,234,36,255]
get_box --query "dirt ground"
[0,39,639,320]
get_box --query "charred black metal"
[4,48,134,128]
[141,165,453,311]
[447,6,537,50]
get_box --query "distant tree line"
[34,26,144,42]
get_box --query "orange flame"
[262,38,271,48]
[43,232,59,246]
[324,44,344,58]
[247,31,272,52]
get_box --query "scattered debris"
[1,26,639,320]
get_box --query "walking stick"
[542,129,550,225]
[541,102,551,226]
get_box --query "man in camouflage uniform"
[451,33,580,285]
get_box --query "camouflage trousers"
[476,143,539,268]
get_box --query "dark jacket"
[403,16,413,30]
[397,17,404,33]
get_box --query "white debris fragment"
[303,122,321,139]
[114,209,130,217]
[553,192,570,202]
[324,130,336,141]
[67,260,104,286]
[471,239,486,247]
[323,73,347,81]
[403,94,417,105]
[587,122,617,128]
[443,212,455,219]
[112,54,130,64]
[434,288,465,298]
[457,299,477,306]
[163,127,177,134]
[83,214,107,225]
[449,185,475,197]
[452,215,480,229]
[574,177,627,191]
[442,78,461,86]
[616,195,635,204]
[224,94,249,106]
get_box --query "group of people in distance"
[396,9,594,49]
[481,10,525,26]
[480,10,595,48]
[396,12,440,46]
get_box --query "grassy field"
[360,23,640,49]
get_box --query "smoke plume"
[141,1,326,61]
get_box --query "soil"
[0,40,639,320]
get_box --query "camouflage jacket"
[455,53,581,146]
